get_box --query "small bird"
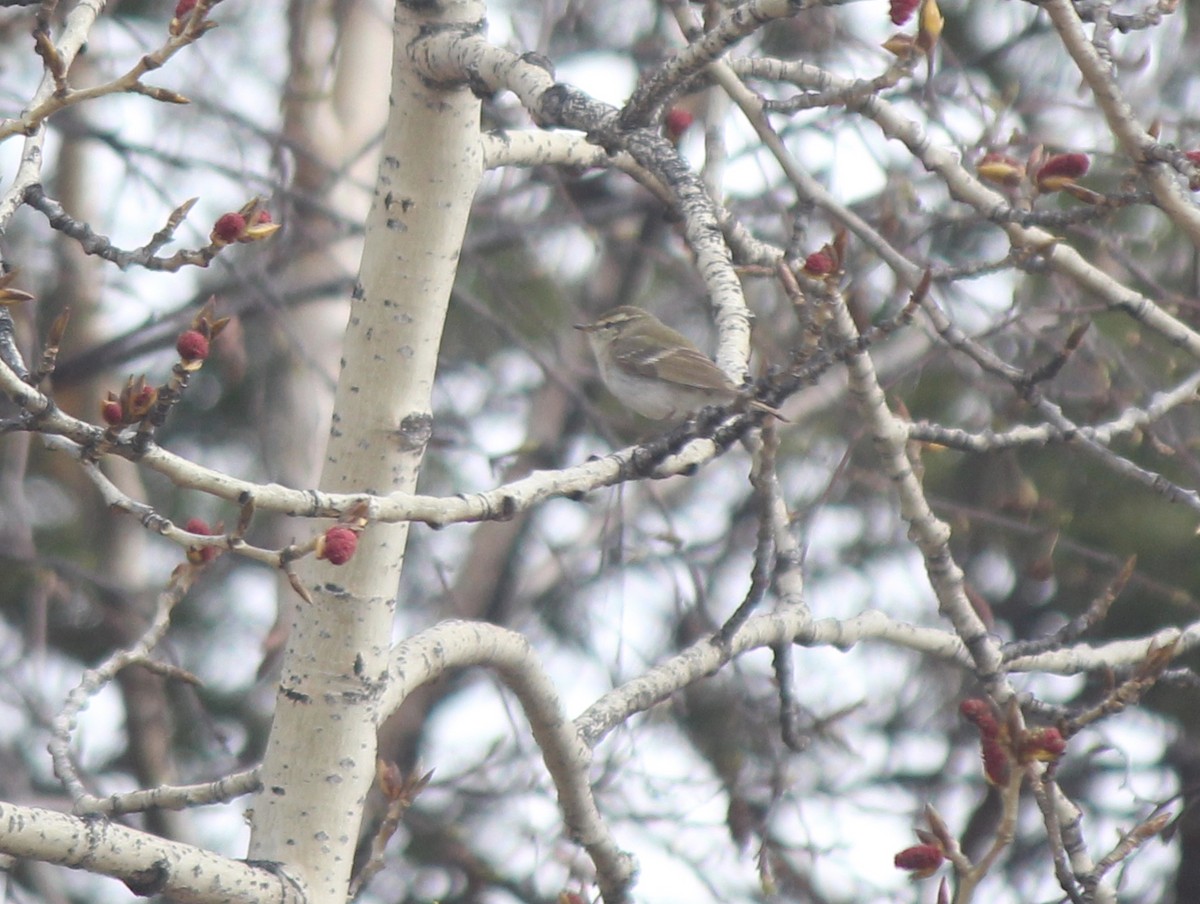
[576,305,778,421]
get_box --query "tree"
[0,0,1198,902]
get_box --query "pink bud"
[184,518,218,565]
[664,107,694,143]
[318,526,358,565]
[127,384,158,419]
[981,736,1012,786]
[894,843,944,877]
[174,328,208,362]
[210,212,246,246]
[100,396,124,426]
[184,517,210,535]
[803,250,835,276]
[176,329,210,362]
[1020,726,1066,762]
[890,0,920,25]
[1035,153,1090,192]
[959,698,1000,738]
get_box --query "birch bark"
[247,3,484,899]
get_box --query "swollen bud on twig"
[981,735,1012,786]
[1035,153,1090,193]
[664,107,694,144]
[100,375,161,428]
[893,843,944,878]
[1018,726,1066,763]
[169,0,213,37]
[377,760,405,801]
[802,239,841,278]
[889,0,919,25]
[958,697,1000,738]
[210,212,245,246]
[176,329,209,363]
[316,526,359,565]
[126,378,158,420]
[803,249,835,277]
[176,297,230,371]
[209,200,280,247]
[100,394,124,426]
[184,517,219,565]
[170,0,198,36]
[137,85,191,105]
[315,502,370,566]
[960,697,1012,784]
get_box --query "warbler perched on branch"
[576,306,780,421]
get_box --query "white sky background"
[0,0,1187,902]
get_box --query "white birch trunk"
[247,2,484,899]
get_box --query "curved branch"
[49,564,199,810]
[383,621,636,904]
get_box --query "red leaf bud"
[127,383,158,419]
[377,759,404,800]
[1036,153,1090,192]
[184,518,218,564]
[959,698,1000,738]
[664,107,694,143]
[176,329,210,362]
[100,395,124,426]
[1020,726,1066,762]
[211,212,246,246]
[958,698,989,721]
[894,843,944,877]
[890,0,920,25]
[803,249,836,276]
[981,735,1012,786]
[318,526,358,565]
[170,0,200,37]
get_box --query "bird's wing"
[616,342,736,391]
